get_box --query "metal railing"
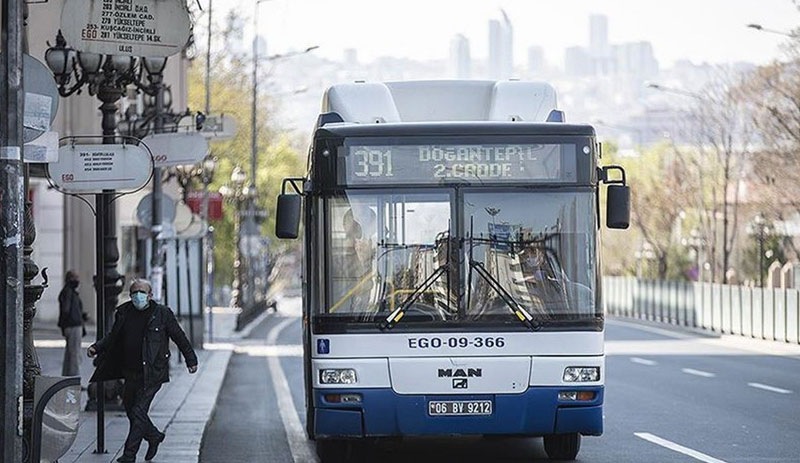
[604,276,800,344]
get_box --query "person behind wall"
[58,269,87,377]
[87,278,199,463]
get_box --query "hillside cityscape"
[226,11,759,150]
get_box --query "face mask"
[68,280,79,289]
[131,292,149,310]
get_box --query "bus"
[275,80,630,462]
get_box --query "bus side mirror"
[601,165,630,229]
[606,184,630,229]
[276,194,301,239]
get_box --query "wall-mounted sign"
[141,132,208,168]
[60,0,191,58]
[23,54,59,143]
[48,143,152,193]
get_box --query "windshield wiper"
[468,258,542,330]
[378,227,454,330]
[466,217,543,331]
[378,263,449,330]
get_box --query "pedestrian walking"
[87,278,198,462]
[58,269,85,377]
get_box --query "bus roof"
[316,121,596,139]
[320,80,566,126]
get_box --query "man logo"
[452,378,468,389]
[438,368,482,378]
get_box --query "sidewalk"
[33,306,268,462]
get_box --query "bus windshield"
[323,189,597,328]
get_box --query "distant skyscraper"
[589,14,609,56]
[527,46,545,75]
[450,34,471,79]
[488,9,513,79]
[613,41,659,79]
[565,46,592,78]
[589,14,611,75]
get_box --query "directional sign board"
[49,143,152,194]
[199,114,238,140]
[60,0,191,58]
[141,132,209,168]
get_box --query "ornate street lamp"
[220,166,250,312]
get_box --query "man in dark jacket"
[88,278,198,462]
[58,269,85,377]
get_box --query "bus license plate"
[428,400,492,416]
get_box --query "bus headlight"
[563,367,600,382]
[320,368,357,384]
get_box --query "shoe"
[145,432,166,461]
[116,456,136,463]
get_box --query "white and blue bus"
[276,80,630,462]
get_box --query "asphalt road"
[201,296,800,462]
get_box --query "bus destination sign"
[344,143,576,185]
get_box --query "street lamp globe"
[202,155,218,183]
[44,32,75,85]
[231,166,247,186]
[142,56,168,75]
[77,51,103,75]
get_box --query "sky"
[219,0,800,67]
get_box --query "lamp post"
[646,82,703,100]
[681,228,704,282]
[1,1,24,460]
[220,166,249,312]
[200,156,218,341]
[753,214,769,288]
[45,30,146,452]
[746,23,796,38]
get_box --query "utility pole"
[150,63,166,301]
[0,0,25,460]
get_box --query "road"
[201,296,800,462]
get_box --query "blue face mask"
[131,292,149,310]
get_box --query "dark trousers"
[122,375,163,456]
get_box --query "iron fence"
[603,277,800,345]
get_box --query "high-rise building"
[565,46,592,77]
[488,9,513,79]
[589,14,609,56]
[527,46,545,75]
[613,41,659,79]
[589,14,612,75]
[450,34,471,79]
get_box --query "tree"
[667,72,756,283]
[183,15,306,289]
[739,39,800,262]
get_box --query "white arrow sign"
[60,0,191,58]
[142,132,209,168]
[49,143,152,193]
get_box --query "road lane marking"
[634,432,728,463]
[747,382,792,394]
[682,368,716,378]
[267,317,319,463]
[630,357,657,366]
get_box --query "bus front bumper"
[313,386,603,438]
